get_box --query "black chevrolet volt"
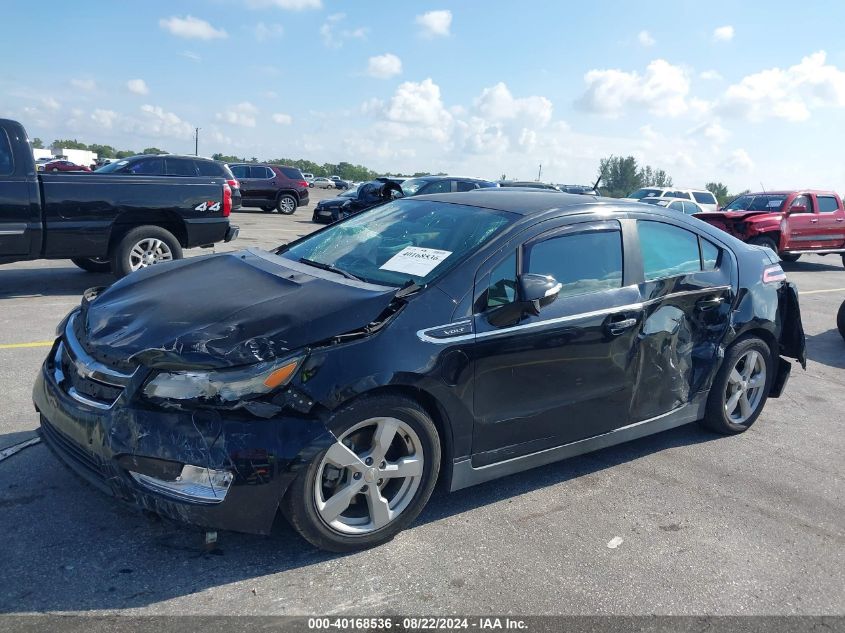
[34,190,806,551]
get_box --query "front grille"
[73,315,137,374]
[60,348,124,404]
[40,416,104,479]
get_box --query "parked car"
[312,185,360,223]
[227,163,309,214]
[695,190,845,265]
[401,175,498,196]
[498,180,558,190]
[623,187,718,212]
[311,177,335,189]
[557,184,599,195]
[331,177,351,190]
[302,172,315,184]
[43,159,91,173]
[640,197,704,215]
[328,180,404,222]
[96,155,242,209]
[34,189,806,552]
[0,119,238,277]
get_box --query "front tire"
[276,194,297,215]
[749,236,779,258]
[71,257,111,273]
[780,253,801,263]
[700,337,773,434]
[283,395,440,552]
[837,300,845,342]
[110,225,182,278]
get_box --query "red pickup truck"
[695,190,845,265]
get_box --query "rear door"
[812,194,845,248]
[629,218,736,422]
[249,165,275,201]
[0,125,40,257]
[470,219,643,465]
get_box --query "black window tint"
[526,230,623,298]
[165,158,198,176]
[701,238,720,271]
[456,180,479,192]
[817,196,839,213]
[230,165,248,179]
[487,251,518,308]
[693,192,717,204]
[421,180,452,194]
[0,130,13,175]
[128,158,164,175]
[638,221,701,281]
[250,166,273,179]
[196,161,225,177]
[280,167,302,179]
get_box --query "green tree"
[142,147,167,155]
[705,182,731,207]
[52,139,89,150]
[30,137,44,149]
[597,155,673,197]
[115,150,135,159]
[212,153,246,163]
[89,144,116,159]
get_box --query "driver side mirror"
[518,273,562,316]
[789,204,807,214]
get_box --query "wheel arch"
[276,188,300,203]
[108,211,189,251]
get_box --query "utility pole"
[194,128,201,156]
[537,163,542,182]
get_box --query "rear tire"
[282,395,440,552]
[780,253,801,263]
[276,194,297,215]
[71,257,111,273]
[837,300,845,342]
[110,225,182,278]
[700,337,773,435]
[749,236,779,258]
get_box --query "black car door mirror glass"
[518,273,562,316]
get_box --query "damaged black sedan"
[34,190,806,552]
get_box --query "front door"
[470,220,643,467]
[0,126,39,258]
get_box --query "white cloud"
[724,148,753,172]
[720,51,845,122]
[320,13,367,48]
[367,53,402,79]
[159,15,227,40]
[475,82,553,126]
[41,97,61,111]
[216,102,259,127]
[70,78,96,91]
[126,79,149,95]
[137,104,194,139]
[577,59,691,117]
[255,22,284,41]
[700,69,723,81]
[637,30,655,47]
[91,109,118,129]
[688,120,730,144]
[713,25,734,42]
[245,0,321,9]
[181,51,202,62]
[272,112,293,125]
[415,10,452,37]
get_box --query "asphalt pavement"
[0,190,843,615]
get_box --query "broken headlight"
[143,356,304,402]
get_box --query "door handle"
[810,218,818,223]
[696,296,725,311]
[605,315,638,336]
[836,218,844,222]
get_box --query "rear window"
[628,188,663,200]
[280,167,303,179]
[196,161,226,177]
[0,130,13,176]
[165,158,198,176]
[693,192,717,205]
[127,157,164,176]
[817,196,839,213]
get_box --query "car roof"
[738,190,838,196]
[637,186,710,193]
[412,189,636,216]
[407,175,491,182]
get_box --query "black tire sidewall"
[749,236,778,257]
[703,337,773,434]
[277,194,297,215]
[111,226,182,278]
[71,257,112,273]
[837,300,845,341]
[284,395,441,552]
[780,253,801,263]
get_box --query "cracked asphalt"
[1,190,843,615]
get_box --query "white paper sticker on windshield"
[379,247,452,277]
[767,199,782,207]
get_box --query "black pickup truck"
[0,118,238,277]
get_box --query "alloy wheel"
[314,417,424,535]
[129,238,174,271]
[724,349,766,424]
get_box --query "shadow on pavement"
[804,328,845,370]
[781,258,843,273]
[0,266,113,299]
[0,422,717,613]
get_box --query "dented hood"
[80,249,397,369]
[695,210,782,223]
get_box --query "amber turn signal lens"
[262,361,300,389]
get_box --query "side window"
[638,221,701,280]
[128,158,164,175]
[682,201,700,215]
[526,229,623,298]
[196,161,223,177]
[250,166,273,179]
[668,201,685,212]
[230,165,248,179]
[789,195,811,213]
[0,130,13,176]
[165,158,198,176]
[486,250,518,308]
[817,196,839,213]
[675,191,691,199]
[693,192,717,205]
[421,180,452,194]
[700,238,721,271]
[456,180,478,192]
[280,167,303,179]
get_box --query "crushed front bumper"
[33,340,332,535]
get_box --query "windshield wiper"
[299,257,364,282]
[395,279,424,298]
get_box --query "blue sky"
[2,1,845,191]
